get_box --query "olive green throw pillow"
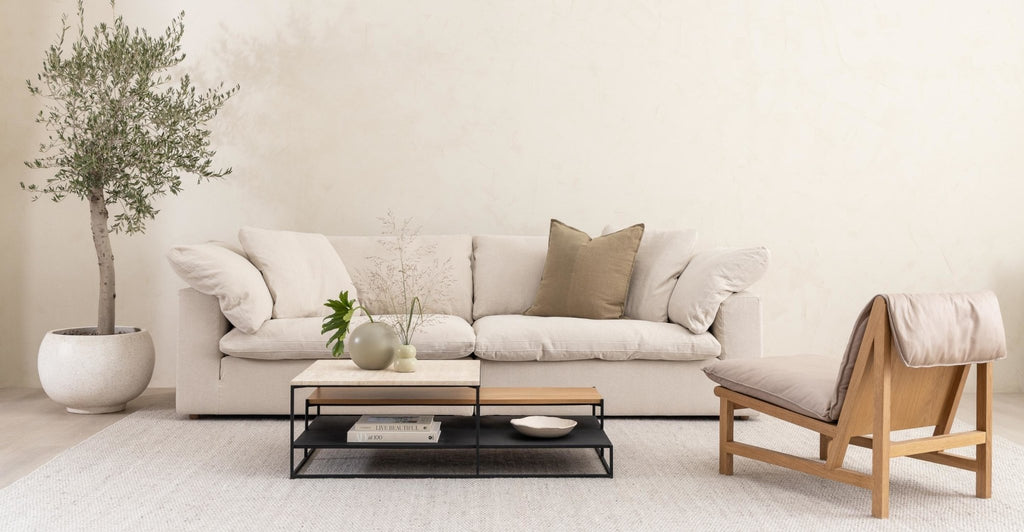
[526,220,645,319]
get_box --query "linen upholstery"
[178,286,765,416]
[219,314,474,361]
[167,242,272,334]
[704,355,839,421]
[711,292,764,361]
[473,314,720,362]
[239,227,358,319]
[329,235,473,323]
[668,247,770,334]
[602,226,698,322]
[175,226,770,417]
[175,288,230,415]
[883,292,1007,368]
[471,235,547,319]
[527,220,644,319]
[705,291,1007,422]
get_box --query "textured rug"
[1,408,1023,531]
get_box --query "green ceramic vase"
[348,322,399,370]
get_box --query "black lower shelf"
[293,415,612,449]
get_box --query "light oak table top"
[306,386,603,406]
[291,359,481,387]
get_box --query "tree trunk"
[89,188,116,335]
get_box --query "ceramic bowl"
[510,416,577,438]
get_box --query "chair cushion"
[703,355,841,422]
[603,226,698,323]
[473,315,721,362]
[884,291,1007,367]
[526,220,645,319]
[239,227,358,319]
[220,315,474,361]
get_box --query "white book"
[351,415,434,432]
[348,422,442,443]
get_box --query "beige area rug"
[1,408,1022,531]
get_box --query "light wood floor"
[0,388,1021,489]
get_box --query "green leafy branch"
[23,0,239,235]
[321,291,374,358]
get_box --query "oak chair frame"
[715,296,993,518]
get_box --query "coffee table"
[289,359,613,478]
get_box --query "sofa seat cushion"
[702,355,840,422]
[220,315,475,361]
[473,315,720,362]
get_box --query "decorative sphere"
[348,322,399,370]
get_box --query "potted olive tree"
[23,1,237,413]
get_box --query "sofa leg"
[189,414,201,420]
[819,434,831,460]
[720,397,734,475]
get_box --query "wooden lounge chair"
[704,292,1007,518]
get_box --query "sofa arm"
[176,288,230,415]
[710,291,763,361]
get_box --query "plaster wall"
[2,1,1022,392]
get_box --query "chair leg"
[976,363,993,498]
[871,442,890,518]
[720,397,734,475]
[819,434,831,460]
[871,337,892,519]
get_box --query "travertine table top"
[291,359,481,387]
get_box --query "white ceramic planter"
[37,327,155,414]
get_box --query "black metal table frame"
[289,384,613,479]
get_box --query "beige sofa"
[175,234,764,416]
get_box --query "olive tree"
[24,1,238,335]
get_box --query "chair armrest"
[710,291,763,361]
[175,288,230,415]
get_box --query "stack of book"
[347,415,441,443]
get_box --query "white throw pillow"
[239,227,358,319]
[603,226,698,322]
[668,247,770,334]
[167,242,272,334]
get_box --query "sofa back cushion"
[239,227,359,319]
[328,235,473,323]
[603,226,698,322]
[471,235,548,320]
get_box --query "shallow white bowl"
[510,416,577,438]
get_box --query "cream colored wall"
[2,1,1022,392]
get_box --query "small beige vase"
[393,344,417,373]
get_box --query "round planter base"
[38,327,154,415]
[66,404,126,414]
